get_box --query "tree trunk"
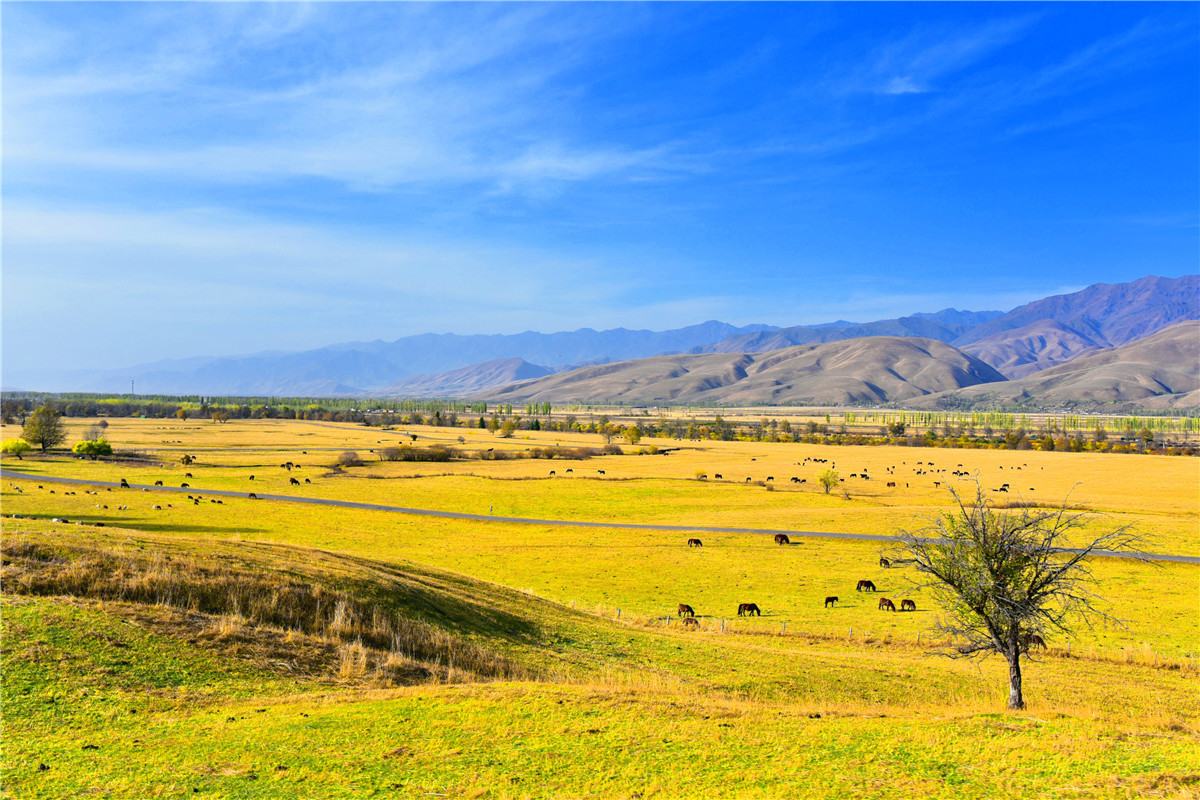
[1007,651,1025,710]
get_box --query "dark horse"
[1024,633,1047,649]
[737,603,761,617]
[677,604,695,618]
[856,579,877,592]
[879,557,891,568]
[878,598,896,612]
[681,617,699,629]
[824,596,838,608]
[687,538,703,548]
[900,599,916,611]
[774,533,790,545]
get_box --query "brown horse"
[681,617,699,629]
[774,533,790,545]
[879,557,891,568]
[824,596,838,608]
[856,580,877,592]
[290,477,301,486]
[900,599,916,612]
[878,598,896,612]
[677,604,695,617]
[1024,633,1047,649]
[687,538,703,548]
[737,603,761,617]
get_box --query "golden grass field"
[2,417,1198,798]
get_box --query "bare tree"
[896,484,1143,710]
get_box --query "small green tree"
[499,420,517,438]
[818,468,839,494]
[622,426,642,446]
[22,405,66,452]
[72,439,113,459]
[1,439,32,459]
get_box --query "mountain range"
[17,274,1199,411]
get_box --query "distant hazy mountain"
[706,309,1002,353]
[956,275,1199,376]
[918,321,1200,411]
[16,273,1195,402]
[380,358,554,397]
[484,336,1005,406]
[60,321,774,396]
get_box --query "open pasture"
[3,417,1199,797]
[6,417,1200,555]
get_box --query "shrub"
[72,439,114,459]
[380,446,456,462]
[336,450,362,467]
[1,439,32,459]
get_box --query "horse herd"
[675,535,917,626]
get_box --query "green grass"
[3,419,1199,798]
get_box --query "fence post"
[616,608,621,620]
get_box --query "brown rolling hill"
[918,321,1200,411]
[483,336,1005,406]
[961,320,1106,378]
[380,358,554,397]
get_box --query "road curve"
[4,469,1197,565]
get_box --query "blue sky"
[3,2,1198,377]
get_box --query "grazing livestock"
[180,483,189,488]
[878,598,896,612]
[714,473,723,479]
[681,617,699,629]
[290,477,300,486]
[790,476,801,483]
[185,473,193,478]
[766,476,774,482]
[879,557,891,568]
[774,533,790,545]
[548,470,556,477]
[598,469,606,475]
[737,603,761,617]
[677,604,696,618]
[900,599,916,612]
[687,538,703,548]
[248,492,258,499]
[565,468,573,474]
[824,596,838,608]
[119,478,130,488]
[304,478,311,484]
[1024,634,1047,649]
[154,480,163,486]
[856,580,877,592]
[249,475,255,481]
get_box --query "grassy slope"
[4,490,1197,659]
[4,527,1199,799]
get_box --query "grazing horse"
[290,477,301,486]
[185,473,193,478]
[681,617,699,629]
[154,480,163,486]
[304,478,311,484]
[879,557,891,568]
[900,599,916,612]
[677,604,695,618]
[248,492,258,499]
[774,533,790,545]
[856,580,877,592]
[1024,633,1046,649]
[548,470,556,476]
[878,598,896,612]
[714,473,723,480]
[597,469,606,475]
[824,596,838,608]
[180,483,189,488]
[687,538,703,548]
[119,478,130,488]
[737,603,761,617]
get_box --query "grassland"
[2,418,1198,797]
